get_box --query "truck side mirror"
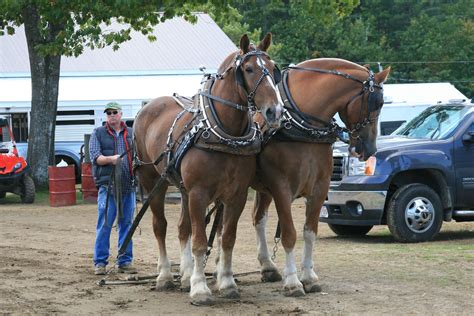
[462,131,474,143]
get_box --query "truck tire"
[387,183,442,243]
[20,174,35,204]
[327,224,373,236]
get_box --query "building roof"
[0,13,237,76]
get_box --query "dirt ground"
[1,193,473,315]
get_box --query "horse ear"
[363,64,371,70]
[240,34,250,54]
[376,66,391,84]
[257,32,272,52]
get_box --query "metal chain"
[271,237,280,261]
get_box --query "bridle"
[287,65,384,141]
[200,50,281,112]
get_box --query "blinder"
[365,70,384,113]
[273,64,282,84]
[367,89,384,113]
[235,61,245,87]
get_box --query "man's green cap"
[104,102,122,112]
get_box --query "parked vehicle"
[15,141,83,182]
[0,117,35,203]
[321,100,474,242]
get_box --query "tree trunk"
[22,4,61,188]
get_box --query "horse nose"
[265,107,276,122]
[265,106,282,127]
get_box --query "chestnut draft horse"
[133,33,282,305]
[252,58,390,296]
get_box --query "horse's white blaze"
[180,237,193,285]
[257,56,266,67]
[190,253,212,298]
[217,248,237,290]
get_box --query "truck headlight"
[348,156,376,176]
[13,162,23,173]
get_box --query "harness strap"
[280,70,332,127]
[199,91,248,111]
[206,202,224,256]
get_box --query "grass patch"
[1,188,87,205]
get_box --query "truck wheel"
[327,224,373,236]
[20,174,35,204]
[387,183,442,242]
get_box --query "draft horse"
[133,33,282,305]
[252,58,390,296]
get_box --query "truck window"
[380,121,405,135]
[395,105,467,140]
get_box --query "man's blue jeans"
[94,186,136,267]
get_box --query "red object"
[48,166,76,207]
[81,163,98,202]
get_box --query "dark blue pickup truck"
[321,100,474,242]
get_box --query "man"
[89,102,137,275]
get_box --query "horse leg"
[178,192,193,292]
[253,191,282,282]
[273,192,305,297]
[148,186,176,290]
[216,197,247,299]
[188,191,214,306]
[300,196,323,293]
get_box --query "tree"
[0,0,225,187]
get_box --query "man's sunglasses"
[106,110,119,115]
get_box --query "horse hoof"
[284,287,305,297]
[220,287,240,299]
[190,294,215,306]
[155,280,175,291]
[303,282,322,293]
[261,269,282,282]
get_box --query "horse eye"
[245,67,253,73]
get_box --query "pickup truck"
[321,100,474,242]
[15,141,84,182]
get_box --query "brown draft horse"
[252,58,390,296]
[133,33,282,305]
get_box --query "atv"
[0,117,35,203]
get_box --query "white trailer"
[336,82,468,135]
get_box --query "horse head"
[338,65,390,161]
[218,33,282,128]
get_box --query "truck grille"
[331,154,344,182]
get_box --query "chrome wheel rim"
[405,197,435,233]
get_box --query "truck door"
[454,119,474,208]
